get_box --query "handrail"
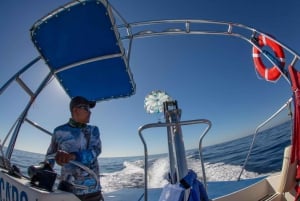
[117,18,300,61]
[114,18,300,86]
[138,119,211,201]
[237,97,293,180]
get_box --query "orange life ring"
[252,34,285,81]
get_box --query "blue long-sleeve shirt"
[46,122,102,195]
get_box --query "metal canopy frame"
[30,0,136,101]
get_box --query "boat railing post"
[138,112,212,201]
[164,101,189,201]
[164,101,178,184]
[166,125,177,184]
[237,97,293,181]
[164,101,188,184]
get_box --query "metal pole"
[164,101,189,201]
[0,56,41,95]
[138,118,211,201]
[5,72,53,160]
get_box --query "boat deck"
[104,177,266,201]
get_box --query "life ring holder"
[252,34,285,81]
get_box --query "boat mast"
[164,101,188,184]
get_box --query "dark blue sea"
[10,120,292,193]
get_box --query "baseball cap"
[70,96,96,111]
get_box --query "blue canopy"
[30,0,135,101]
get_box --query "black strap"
[180,178,190,189]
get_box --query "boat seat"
[265,145,297,201]
[277,145,296,194]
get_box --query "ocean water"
[10,120,292,193]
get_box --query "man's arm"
[46,132,75,166]
[72,126,101,165]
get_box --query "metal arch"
[118,18,300,58]
[111,16,300,84]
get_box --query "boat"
[1,0,300,200]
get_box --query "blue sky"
[1,0,300,157]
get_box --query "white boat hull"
[0,169,80,201]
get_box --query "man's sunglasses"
[76,105,90,112]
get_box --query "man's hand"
[55,150,76,166]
